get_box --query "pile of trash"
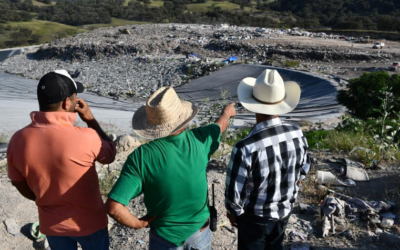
[317,158,370,188]
[311,157,400,248]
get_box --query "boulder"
[116,135,141,152]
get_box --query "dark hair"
[39,101,62,112]
[38,95,74,112]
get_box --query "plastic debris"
[345,166,370,181]
[4,218,20,236]
[381,218,394,228]
[317,171,356,187]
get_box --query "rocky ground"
[1,24,400,100]
[2,130,400,250]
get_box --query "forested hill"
[2,0,400,32]
[270,0,400,31]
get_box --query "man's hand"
[226,212,238,228]
[75,98,94,123]
[106,198,156,230]
[216,103,236,133]
[136,214,157,229]
[223,103,236,117]
[297,179,302,187]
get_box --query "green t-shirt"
[108,123,221,246]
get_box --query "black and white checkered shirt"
[225,118,310,219]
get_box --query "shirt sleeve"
[193,123,221,157]
[7,138,25,182]
[91,133,117,164]
[299,136,311,180]
[225,145,248,216]
[108,151,142,206]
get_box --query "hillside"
[2,0,400,49]
[270,0,400,31]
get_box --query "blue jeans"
[149,227,212,250]
[46,227,109,250]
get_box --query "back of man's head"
[37,70,84,112]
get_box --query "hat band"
[252,94,285,105]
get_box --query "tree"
[9,27,32,46]
[30,34,42,43]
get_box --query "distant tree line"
[38,0,112,25]
[0,0,37,22]
[3,0,400,31]
[268,0,400,31]
[34,0,281,26]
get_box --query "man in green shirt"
[106,87,236,249]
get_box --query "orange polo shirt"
[7,111,116,237]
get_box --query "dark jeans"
[46,227,109,250]
[237,214,290,250]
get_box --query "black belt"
[200,219,210,231]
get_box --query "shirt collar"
[30,111,77,127]
[249,117,282,137]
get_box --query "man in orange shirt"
[7,70,116,250]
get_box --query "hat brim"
[75,81,85,93]
[238,77,301,115]
[132,100,198,139]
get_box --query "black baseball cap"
[37,70,84,104]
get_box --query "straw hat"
[132,87,198,139]
[238,69,301,115]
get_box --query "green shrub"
[305,129,332,149]
[226,127,252,146]
[284,60,300,67]
[337,72,400,120]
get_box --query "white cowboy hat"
[132,87,198,139]
[238,69,301,115]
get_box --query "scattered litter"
[381,218,394,228]
[137,240,144,245]
[288,230,308,241]
[317,171,356,187]
[345,166,369,181]
[320,193,395,238]
[349,147,372,155]
[4,218,20,236]
[344,158,364,168]
[321,196,346,237]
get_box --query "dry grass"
[99,171,120,197]
[0,134,7,143]
[0,162,7,175]
[301,170,327,204]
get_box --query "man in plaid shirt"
[225,69,311,250]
